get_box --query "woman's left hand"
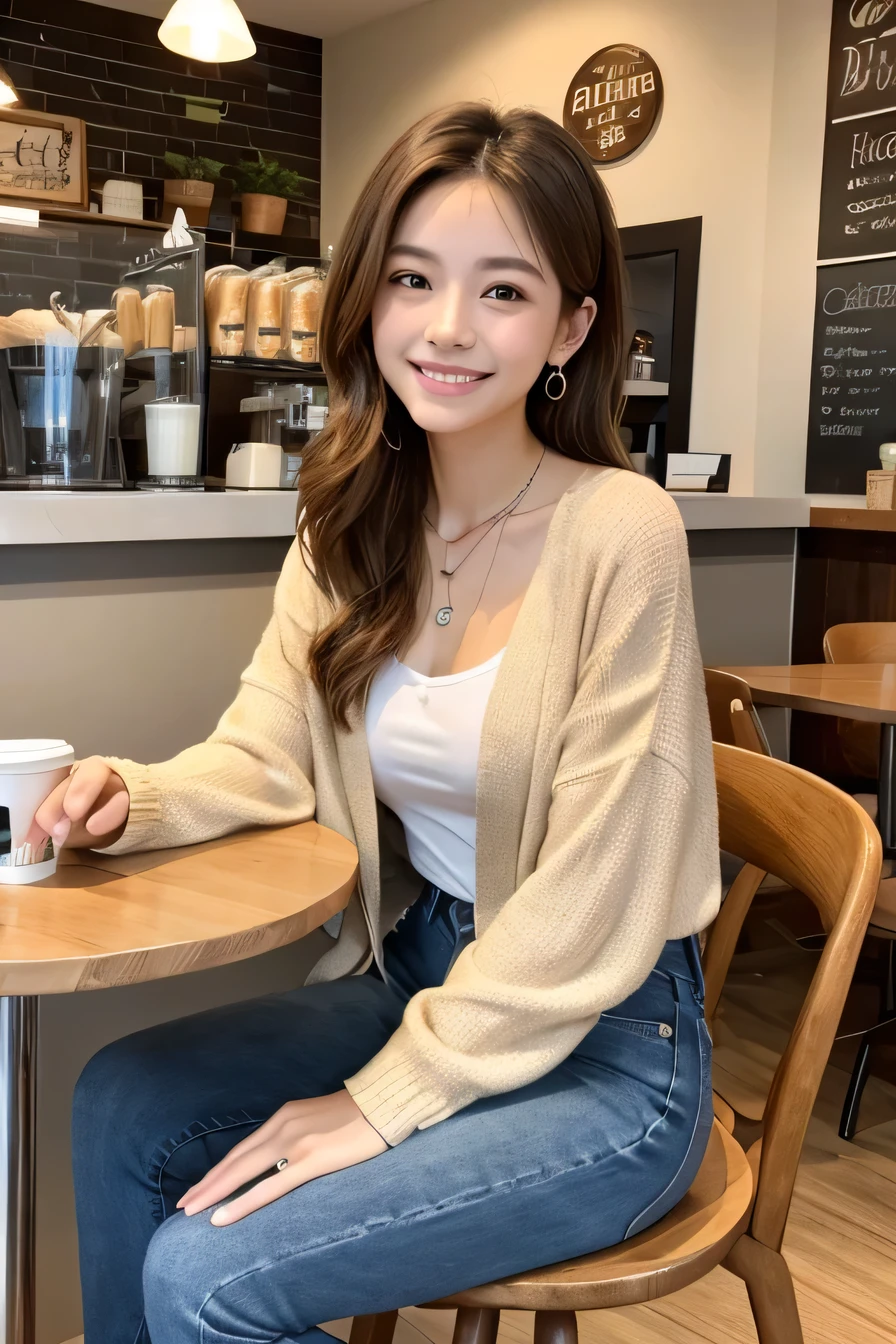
[177,1089,388,1226]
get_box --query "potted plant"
[162,152,224,228]
[224,151,316,236]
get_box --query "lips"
[408,361,493,397]
[409,360,493,383]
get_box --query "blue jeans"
[72,881,713,1344]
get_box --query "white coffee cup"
[0,740,75,886]
[144,402,201,476]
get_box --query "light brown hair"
[300,101,630,729]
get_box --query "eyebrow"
[386,243,545,281]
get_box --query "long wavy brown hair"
[300,101,631,730]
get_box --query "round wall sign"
[563,44,663,165]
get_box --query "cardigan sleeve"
[344,498,721,1146]
[88,537,318,856]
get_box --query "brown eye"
[393,273,429,290]
[485,284,522,302]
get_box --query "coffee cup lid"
[0,739,75,768]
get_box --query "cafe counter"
[1,486,807,764]
[1,486,807,545]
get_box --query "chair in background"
[349,744,879,1344]
[823,621,896,1139]
[704,668,772,757]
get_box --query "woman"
[33,102,720,1343]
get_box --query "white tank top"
[365,648,506,904]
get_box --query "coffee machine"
[221,379,328,490]
[0,214,205,489]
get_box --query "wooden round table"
[716,662,896,853]
[0,820,357,1344]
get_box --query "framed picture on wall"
[0,106,88,209]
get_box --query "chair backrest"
[709,742,880,1253]
[824,621,896,664]
[823,623,896,778]
[704,668,771,756]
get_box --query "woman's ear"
[548,296,597,366]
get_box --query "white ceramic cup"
[0,740,75,886]
[144,402,202,476]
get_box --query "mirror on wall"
[618,216,702,485]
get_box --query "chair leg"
[839,938,896,1142]
[724,1234,804,1344]
[452,1308,501,1344]
[839,1035,873,1141]
[533,1310,578,1344]
[349,1311,399,1344]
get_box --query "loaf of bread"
[113,287,144,356]
[143,286,175,351]
[205,266,250,356]
[245,273,285,359]
[80,309,123,349]
[0,309,77,348]
[285,269,324,363]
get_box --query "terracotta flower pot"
[240,193,288,235]
[162,179,214,227]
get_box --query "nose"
[423,283,476,349]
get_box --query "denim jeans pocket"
[599,1013,676,1041]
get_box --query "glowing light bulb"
[158,0,256,64]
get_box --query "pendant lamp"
[0,63,21,108]
[158,0,256,64]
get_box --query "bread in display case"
[0,214,206,490]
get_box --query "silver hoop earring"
[545,365,567,401]
[382,428,401,452]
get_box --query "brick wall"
[0,0,321,236]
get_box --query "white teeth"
[418,367,481,384]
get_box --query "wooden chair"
[823,621,896,1138]
[349,744,879,1344]
[704,668,775,909]
[704,667,772,757]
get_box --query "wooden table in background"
[716,663,896,855]
[0,821,357,1344]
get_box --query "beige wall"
[321,0,832,497]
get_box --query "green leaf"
[222,150,316,201]
[164,151,224,183]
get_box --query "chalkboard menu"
[806,255,896,492]
[818,1,896,261]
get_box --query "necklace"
[423,447,546,627]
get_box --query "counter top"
[808,495,896,531]
[669,493,809,531]
[0,489,300,545]
[1,488,810,545]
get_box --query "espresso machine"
[0,214,205,489]
[223,379,328,490]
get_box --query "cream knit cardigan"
[95,466,721,1147]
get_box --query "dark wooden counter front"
[794,515,896,788]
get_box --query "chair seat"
[418,1120,753,1312]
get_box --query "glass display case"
[0,213,206,490]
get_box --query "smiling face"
[370,174,592,435]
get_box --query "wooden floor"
[62,930,896,1344]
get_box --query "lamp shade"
[158,0,256,63]
[0,63,20,108]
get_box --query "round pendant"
[435,606,453,626]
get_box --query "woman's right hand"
[25,756,131,853]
